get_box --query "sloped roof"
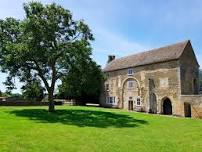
[103,40,190,72]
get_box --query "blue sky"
[0,0,202,93]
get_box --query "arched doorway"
[184,102,191,117]
[149,93,157,113]
[162,98,172,115]
[122,78,140,110]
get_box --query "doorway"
[128,100,133,110]
[162,98,172,115]
[184,102,191,117]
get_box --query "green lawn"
[0,106,202,152]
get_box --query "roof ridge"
[104,40,191,72]
[112,40,189,62]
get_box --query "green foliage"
[1,91,10,97]
[0,2,94,111]
[58,60,103,101]
[3,77,17,93]
[9,93,23,99]
[0,91,22,98]
[21,79,45,101]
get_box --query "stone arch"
[121,77,141,109]
[161,97,172,115]
[121,76,141,91]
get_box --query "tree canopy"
[21,79,45,101]
[0,2,94,111]
[58,59,103,102]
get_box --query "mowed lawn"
[0,106,202,152]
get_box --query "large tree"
[58,59,103,102]
[0,2,94,111]
[21,79,45,101]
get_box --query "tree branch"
[50,61,57,91]
[32,59,50,92]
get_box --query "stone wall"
[0,101,49,106]
[180,95,202,118]
[101,41,200,118]
[179,43,199,95]
[0,98,66,106]
[101,60,184,116]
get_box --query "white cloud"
[91,27,151,67]
[95,28,148,53]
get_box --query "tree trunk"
[48,92,55,112]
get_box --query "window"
[128,69,134,75]
[105,84,109,91]
[136,97,141,106]
[106,96,116,104]
[128,81,135,88]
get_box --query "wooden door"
[128,100,133,110]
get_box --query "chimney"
[107,55,115,63]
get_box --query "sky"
[0,0,202,93]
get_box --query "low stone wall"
[0,101,49,106]
[42,99,84,106]
[0,99,85,106]
[64,100,85,106]
[0,98,66,106]
[180,95,202,119]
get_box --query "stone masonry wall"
[180,95,202,118]
[179,43,199,95]
[101,60,184,116]
[101,42,200,118]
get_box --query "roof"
[103,40,190,72]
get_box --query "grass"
[0,106,202,152]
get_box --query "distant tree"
[0,90,2,96]
[2,92,10,97]
[21,79,45,101]
[58,59,103,102]
[0,2,93,112]
[10,93,23,99]
[3,77,16,94]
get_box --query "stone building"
[100,40,202,118]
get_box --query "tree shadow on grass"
[9,109,148,128]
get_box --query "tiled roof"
[103,40,189,72]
